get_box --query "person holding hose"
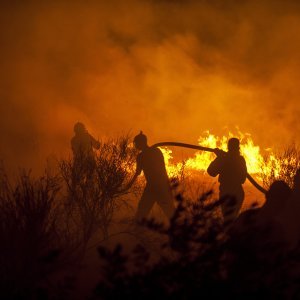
[207,138,247,224]
[125,132,175,222]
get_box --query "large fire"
[160,131,281,182]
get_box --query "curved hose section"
[152,141,267,194]
[153,142,215,153]
[245,174,267,194]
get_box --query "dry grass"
[261,144,300,188]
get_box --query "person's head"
[74,122,86,135]
[227,138,240,153]
[133,131,148,150]
[265,180,292,208]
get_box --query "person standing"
[71,122,100,186]
[125,132,175,221]
[207,138,247,223]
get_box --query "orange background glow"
[1,0,300,171]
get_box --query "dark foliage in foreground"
[1,139,299,299]
[0,169,71,299]
[0,137,137,299]
[93,191,300,299]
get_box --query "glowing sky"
[1,0,300,170]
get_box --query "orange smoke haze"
[1,0,300,171]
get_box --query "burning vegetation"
[161,130,300,190]
[1,0,300,298]
[0,132,299,298]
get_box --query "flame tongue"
[160,131,279,180]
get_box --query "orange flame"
[161,131,280,180]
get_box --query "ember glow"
[161,131,281,181]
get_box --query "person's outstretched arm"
[90,134,100,150]
[121,155,142,192]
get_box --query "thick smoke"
[1,0,300,171]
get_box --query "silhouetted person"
[229,181,294,278]
[125,132,175,221]
[207,138,247,223]
[232,181,292,243]
[260,180,292,222]
[254,180,295,251]
[71,122,100,186]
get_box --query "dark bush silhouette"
[60,136,137,241]
[0,168,69,299]
[93,190,220,298]
[93,186,300,299]
[0,136,139,299]
[1,137,300,299]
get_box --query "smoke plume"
[1,0,300,171]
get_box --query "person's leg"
[85,157,96,186]
[71,161,81,189]
[135,187,156,222]
[232,186,244,218]
[220,185,244,224]
[157,188,175,219]
[220,195,235,224]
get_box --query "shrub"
[92,188,300,299]
[261,144,300,188]
[0,168,66,298]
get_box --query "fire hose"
[152,142,267,194]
